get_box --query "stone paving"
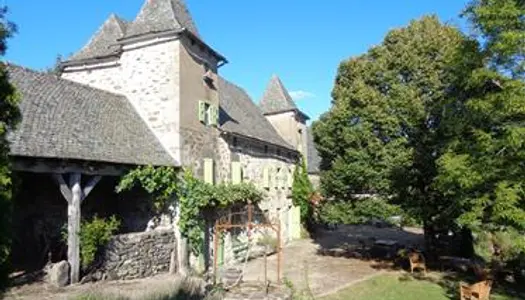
[241,225,424,297]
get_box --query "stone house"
[7,0,321,281]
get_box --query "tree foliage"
[0,6,19,289]
[314,3,525,263]
[312,16,472,222]
[463,0,525,79]
[291,157,314,225]
[435,70,525,233]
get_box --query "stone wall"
[61,60,123,95]
[120,37,182,162]
[264,111,309,162]
[100,229,175,280]
[215,135,301,267]
[180,126,218,177]
[61,36,183,163]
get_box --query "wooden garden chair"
[408,251,427,274]
[459,280,492,300]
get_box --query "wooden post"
[213,223,219,283]
[52,173,101,285]
[68,173,82,284]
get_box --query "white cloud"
[289,90,315,100]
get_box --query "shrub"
[317,197,413,226]
[473,229,525,264]
[292,158,314,225]
[65,215,120,268]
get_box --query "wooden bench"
[408,251,427,274]
[459,280,492,300]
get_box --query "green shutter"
[263,166,270,188]
[198,101,206,123]
[215,105,220,125]
[231,162,242,184]
[204,158,214,184]
[210,105,218,126]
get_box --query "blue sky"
[4,0,469,123]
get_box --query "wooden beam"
[68,173,82,284]
[52,174,72,203]
[81,175,102,204]
[12,158,127,176]
[52,172,103,285]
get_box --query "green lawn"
[320,274,523,300]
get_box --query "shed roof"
[7,64,176,167]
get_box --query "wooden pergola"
[12,156,129,284]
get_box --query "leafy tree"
[292,157,314,225]
[463,0,525,79]
[0,6,19,289]
[312,16,474,223]
[430,0,525,263]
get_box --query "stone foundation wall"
[100,229,175,280]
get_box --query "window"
[264,145,268,154]
[276,149,281,156]
[233,137,238,147]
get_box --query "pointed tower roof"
[124,0,199,39]
[259,75,300,115]
[67,14,128,62]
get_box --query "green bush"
[65,215,120,268]
[292,158,314,225]
[473,229,525,264]
[318,197,413,226]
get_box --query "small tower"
[259,75,309,160]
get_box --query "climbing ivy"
[117,166,263,256]
[116,165,179,213]
[292,157,314,225]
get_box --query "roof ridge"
[6,63,127,99]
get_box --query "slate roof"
[6,64,176,166]
[306,126,321,174]
[218,77,296,151]
[66,14,128,63]
[124,0,200,39]
[259,75,298,115]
